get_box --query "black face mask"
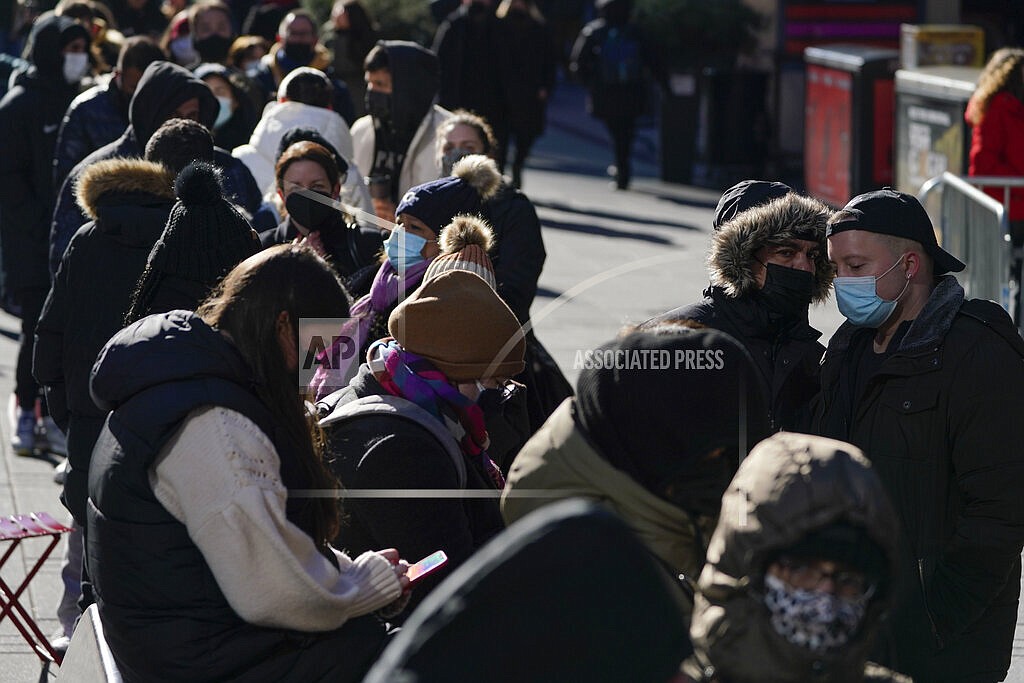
[193,34,232,64]
[365,89,392,121]
[286,189,339,233]
[284,42,314,65]
[477,381,530,475]
[759,262,814,321]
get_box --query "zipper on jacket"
[917,558,945,649]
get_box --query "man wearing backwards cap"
[811,188,1024,683]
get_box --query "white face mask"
[62,52,89,84]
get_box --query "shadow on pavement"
[539,216,673,244]
[534,199,699,233]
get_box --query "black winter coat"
[34,158,175,524]
[259,216,382,299]
[811,276,1024,683]
[0,15,88,296]
[569,17,661,121]
[647,285,823,432]
[318,365,506,621]
[53,78,129,190]
[50,61,263,275]
[481,182,546,325]
[494,11,556,137]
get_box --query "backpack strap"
[957,299,1024,359]
[318,393,468,488]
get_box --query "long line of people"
[2,3,1023,683]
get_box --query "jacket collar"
[706,285,822,343]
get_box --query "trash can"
[804,45,899,207]
[660,70,699,184]
[893,65,981,197]
[691,69,770,189]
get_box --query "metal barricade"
[918,172,1017,325]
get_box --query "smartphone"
[405,550,448,586]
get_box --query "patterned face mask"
[763,573,869,655]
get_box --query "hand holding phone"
[405,550,448,587]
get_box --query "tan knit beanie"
[423,215,497,289]
[388,270,526,380]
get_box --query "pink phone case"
[406,550,448,585]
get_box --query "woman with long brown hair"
[87,244,409,682]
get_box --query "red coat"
[966,91,1024,222]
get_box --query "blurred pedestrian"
[0,14,90,455]
[432,0,508,169]
[812,189,1024,682]
[679,433,909,682]
[108,0,167,38]
[351,41,452,221]
[188,0,234,65]
[227,34,268,76]
[195,61,258,151]
[645,182,834,432]
[570,0,662,189]
[321,0,377,118]
[494,0,555,188]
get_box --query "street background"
[0,80,1020,681]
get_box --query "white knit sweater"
[149,406,401,631]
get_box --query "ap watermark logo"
[573,347,726,371]
[297,318,364,390]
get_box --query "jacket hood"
[90,310,252,412]
[76,158,176,219]
[710,194,835,303]
[501,399,711,580]
[23,13,91,85]
[248,100,354,172]
[688,432,900,683]
[378,40,439,138]
[129,61,218,146]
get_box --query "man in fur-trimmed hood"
[645,182,834,431]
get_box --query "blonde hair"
[969,48,1024,126]
[496,0,545,22]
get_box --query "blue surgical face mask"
[384,228,433,268]
[834,253,910,328]
[214,96,233,129]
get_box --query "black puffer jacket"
[0,15,89,295]
[480,182,546,325]
[811,276,1024,683]
[50,61,263,275]
[683,433,908,683]
[34,158,175,524]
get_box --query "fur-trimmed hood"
[75,158,176,220]
[710,194,835,303]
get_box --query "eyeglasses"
[774,557,875,600]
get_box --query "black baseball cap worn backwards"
[827,187,966,275]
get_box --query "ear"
[905,251,920,280]
[332,182,341,199]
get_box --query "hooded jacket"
[502,399,714,583]
[50,61,262,275]
[34,158,174,524]
[232,99,372,222]
[350,41,453,201]
[54,76,130,190]
[646,195,834,431]
[811,276,1024,683]
[0,14,90,294]
[683,433,908,683]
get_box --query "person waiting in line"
[502,322,769,588]
[309,153,501,398]
[351,41,453,221]
[318,268,526,621]
[88,245,410,682]
[678,433,909,682]
[321,0,378,118]
[123,161,259,323]
[261,140,382,296]
[644,181,834,432]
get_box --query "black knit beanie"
[149,162,259,282]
